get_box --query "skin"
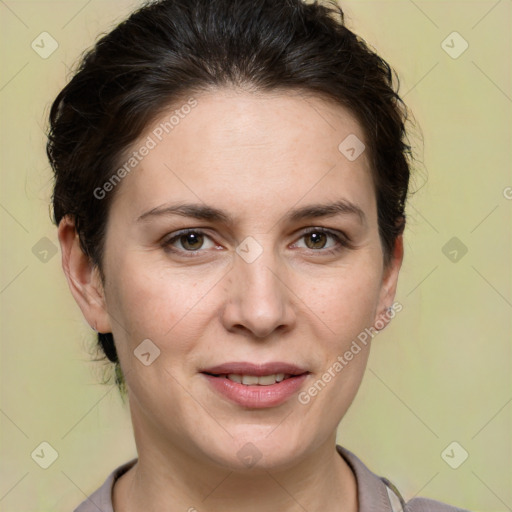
[58,88,403,512]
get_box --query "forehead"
[109,88,375,224]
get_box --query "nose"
[221,241,296,339]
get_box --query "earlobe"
[57,215,112,333]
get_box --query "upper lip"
[201,362,309,376]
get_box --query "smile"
[210,373,292,385]
[201,371,309,408]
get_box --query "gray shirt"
[74,445,470,511]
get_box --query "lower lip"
[202,373,309,408]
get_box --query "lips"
[200,362,310,408]
[201,361,308,376]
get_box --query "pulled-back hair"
[47,0,414,392]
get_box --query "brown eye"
[163,229,216,254]
[304,231,329,250]
[179,232,204,251]
[293,228,350,256]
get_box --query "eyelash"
[161,227,351,257]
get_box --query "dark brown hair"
[47,0,414,392]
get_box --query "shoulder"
[73,458,137,512]
[337,445,472,512]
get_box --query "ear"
[57,215,112,334]
[373,233,404,330]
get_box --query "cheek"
[296,265,382,410]
[301,262,383,342]
[104,255,219,361]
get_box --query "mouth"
[200,362,310,408]
[202,372,299,386]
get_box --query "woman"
[47,0,471,510]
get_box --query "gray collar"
[337,445,405,512]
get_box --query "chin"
[198,426,308,472]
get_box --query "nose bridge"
[240,248,280,299]
[225,235,293,337]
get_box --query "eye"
[162,229,216,254]
[293,227,349,255]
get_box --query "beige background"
[0,0,510,510]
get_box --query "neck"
[113,413,358,512]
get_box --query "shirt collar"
[337,445,403,512]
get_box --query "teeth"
[226,373,289,385]
[242,375,259,385]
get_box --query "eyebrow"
[136,199,366,226]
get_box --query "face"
[63,88,402,472]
